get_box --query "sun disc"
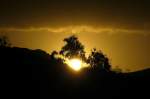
[67,59,82,71]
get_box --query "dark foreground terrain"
[0,47,149,99]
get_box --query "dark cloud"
[0,0,150,30]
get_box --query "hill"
[0,47,149,99]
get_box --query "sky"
[0,0,150,72]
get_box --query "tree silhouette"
[50,50,58,58]
[56,35,111,71]
[87,48,111,71]
[0,35,11,47]
[60,35,86,61]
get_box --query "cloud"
[0,26,149,35]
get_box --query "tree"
[59,35,86,61]
[87,48,111,71]
[51,51,58,57]
[58,35,111,71]
[0,35,11,47]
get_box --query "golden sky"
[0,0,150,72]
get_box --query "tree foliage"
[60,35,86,61]
[87,48,111,71]
[0,35,11,47]
[56,35,111,71]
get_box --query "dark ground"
[0,47,149,99]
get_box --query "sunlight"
[66,59,82,71]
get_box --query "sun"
[67,59,82,71]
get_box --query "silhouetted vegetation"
[0,35,149,99]
[0,35,11,47]
[60,35,86,61]
[87,48,111,71]
[58,35,111,71]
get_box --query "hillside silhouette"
[0,35,149,99]
[0,46,149,99]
